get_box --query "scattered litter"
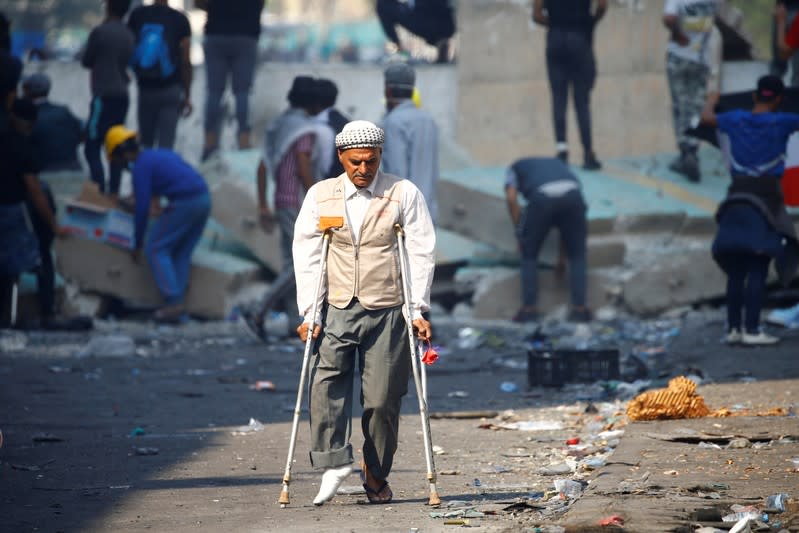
[32,433,64,443]
[553,479,583,499]
[765,493,789,512]
[250,380,276,392]
[0,331,27,352]
[433,445,446,455]
[48,365,72,374]
[11,463,41,471]
[186,369,213,376]
[439,470,461,476]
[626,376,710,421]
[499,381,519,393]
[130,427,145,437]
[698,441,722,449]
[231,418,265,435]
[598,514,624,527]
[447,390,469,398]
[134,447,159,456]
[566,438,580,445]
[541,463,572,476]
[76,335,136,358]
[727,438,752,449]
[443,519,470,526]
[663,470,679,476]
[431,410,498,420]
[493,420,564,432]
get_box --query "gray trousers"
[309,301,410,480]
[138,84,183,149]
[203,34,257,136]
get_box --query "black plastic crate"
[528,349,620,387]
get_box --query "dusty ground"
[1,313,798,533]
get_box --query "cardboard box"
[60,183,135,250]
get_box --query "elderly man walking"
[293,120,435,506]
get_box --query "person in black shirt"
[533,0,607,170]
[0,99,64,326]
[196,0,265,159]
[504,157,591,323]
[22,73,84,172]
[128,0,193,150]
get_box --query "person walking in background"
[662,0,719,183]
[196,0,264,160]
[505,157,591,324]
[381,63,439,223]
[22,73,84,172]
[315,78,350,178]
[81,0,135,198]
[773,0,799,86]
[700,75,799,346]
[127,0,193,150]
[376,0,455,63]
[533,0,606,171]
[105,125,211,324]
[292,120,435,506]
[241,76,320,341]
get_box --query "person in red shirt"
[776,3,799,59]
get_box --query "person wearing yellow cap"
[105,125,211,323]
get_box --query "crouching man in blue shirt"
[105,125,211,323]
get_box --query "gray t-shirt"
[81,20,135,98]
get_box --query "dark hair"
[108,0,132,18]
[756,74,784,103]
[287,75,317,109]
[389,87,413,100]
[315,79,338,109]
[12,97,37,122]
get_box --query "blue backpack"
[131,23,175,81]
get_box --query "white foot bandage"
[313,465,353,506]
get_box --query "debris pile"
[627,376,710,421]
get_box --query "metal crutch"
[278,230,332,508]
[394,224,441,506]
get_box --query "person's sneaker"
[240,311,267,342]
[724,328,742,344]
[741,330,780,346]
[583,153,602,171]
[556,150,569,164]
[766,304,799,329]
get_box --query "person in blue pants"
[105,125,211,323]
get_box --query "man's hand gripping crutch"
[394,223,441,506]
[278,228,332,508]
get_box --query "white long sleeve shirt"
[293,172,436,324]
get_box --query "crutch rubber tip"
[428,492,441,506]
[278,491,290,506]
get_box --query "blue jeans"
[723,252,771,333]
[519,190,587,308]
[145,192,211,305]
[84,95,128,194]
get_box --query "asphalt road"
[1,313,797,533]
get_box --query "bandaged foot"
[313,465,353,506]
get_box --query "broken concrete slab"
[622,248,725,316]
[468,267,617,320]
[210,180,284,272]
[55,239,261,319]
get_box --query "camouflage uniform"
[667,52,708,153]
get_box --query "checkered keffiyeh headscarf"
[335,120,385,151]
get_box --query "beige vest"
[316,172,405,310]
